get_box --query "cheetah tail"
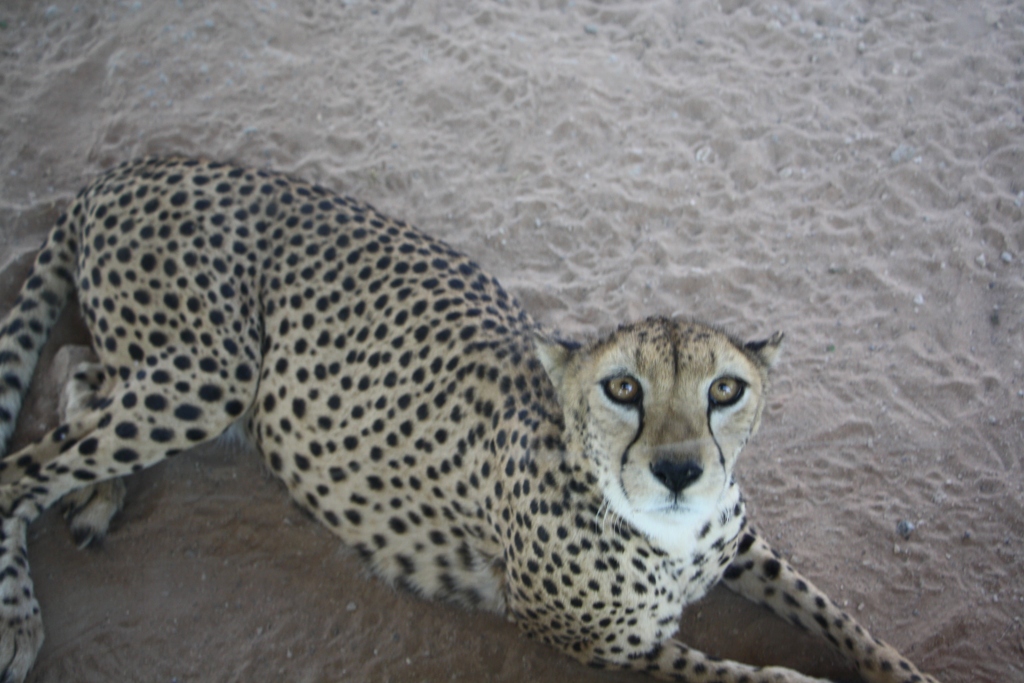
[0,209,80,459]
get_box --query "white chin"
[607,490,719,557]
[631,504,718,556]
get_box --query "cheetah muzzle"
[0,158,940,683]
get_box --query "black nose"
[651,460,703,494]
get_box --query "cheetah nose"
[650,459,703,494]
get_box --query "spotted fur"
[0,158,938,683]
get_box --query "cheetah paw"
[58,360,106,421]
[0,517,43,683]
[60,478,126,549]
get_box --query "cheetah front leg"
[591,638,831,683]
[56,361,125,548]
[721,528,939,683]
[512,585,831,682]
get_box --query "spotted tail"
[0,207,80,459]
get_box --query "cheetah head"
[535,317,782,550]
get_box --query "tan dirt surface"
[0,1,1021,682]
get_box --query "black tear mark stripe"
[705,401,727,469]
[617,397,646,504]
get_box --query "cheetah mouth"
[644,491,720,520]
[648,500,695,516]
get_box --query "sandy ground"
[0,1,1022,681]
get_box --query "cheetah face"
[536,318,782,549]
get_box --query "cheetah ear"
[744,331,784,368]
[533,333,580,392]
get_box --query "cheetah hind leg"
[57,362,126,548]
[0,498,43,683]
[0,364,113,681]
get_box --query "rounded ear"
[532,333,579,392]
[744,331,784,368]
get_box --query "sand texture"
[0,1,1022,681]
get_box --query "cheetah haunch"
[0,158,938,682]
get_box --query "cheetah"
[0,157,939,682]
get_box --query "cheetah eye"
[603,376,642,405]
[708,377,745,407]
